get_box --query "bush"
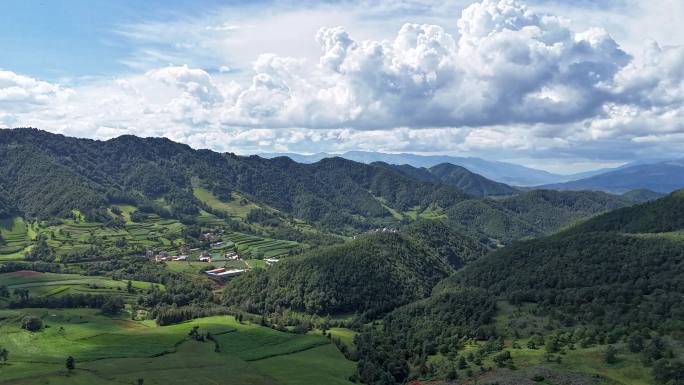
[21,316,43,332]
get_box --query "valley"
[0,129,682,385]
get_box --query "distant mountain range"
[260,151,610,186]
[539,160,684,193]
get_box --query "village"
[146,229,281,280]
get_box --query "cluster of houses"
[352,227,399,240]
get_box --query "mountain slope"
[448,189,684,331]
[223,228,458,318]
[355,189,684,385]
[0,128,473,230]
[540,160,684,193]
[446,189,634,244]
[372,162,517,197]
[0,129,637,244]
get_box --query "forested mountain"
[0,129,634,243]
[223,222,468,318]
[374,162,517,197]
[446,189,634,244]
[0,128,470,231]
[355,189,684,385]
[540,160,684,193]
[261,151,602,186]
[446,189,684,336]
[621,188,665,203]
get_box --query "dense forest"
[355,190,684,384]
[373,162,518,197]
[224,229,447,318]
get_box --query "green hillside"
[223,229,455,318]
[352,190,684,385]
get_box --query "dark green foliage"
[21,316,43,332]
[445,189,632,245]
[402,220,489,268]
[570,189,684,233]
[100,296,125,315]
[0,186,16,218]
[26,235,55,262]
[353,286,496,385]
[652,358,684,384]
[449,231,684,332]
[604,345,618,364]
[429,163,517,197]
[374,162,517,197]
[66,356,75,371]
[246,208,282,227]
[224,232,454,317]
[621,189,665,203]
[450,191,684,335]
[11,293,116,310]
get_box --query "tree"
[0,285,9,298]
[27,235,55,262]
[493,351,512,367]
[604,345,618,364]
[458,355,468,370]
[66,356,75,372]
[127,280,134,293]
[628,334,644,353]
[21,316,43,332]
[0,348,9,363]
[101,296,124,315]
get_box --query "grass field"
[0,310,355,385]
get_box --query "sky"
[1,0,684,174]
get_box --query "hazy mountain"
[260,151,608,186]
[540,160,684,193]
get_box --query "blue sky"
[1,0,684,173]
[0,0,248,80]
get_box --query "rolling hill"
[223,222,467,318]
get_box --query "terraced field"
[0,217,33,261]
[223,233,299,258]
[0,310,354,385]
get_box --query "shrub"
[21,316,43,332]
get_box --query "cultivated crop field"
[0,310,354,385]
[0,217,33,261]
[0,271,157,303]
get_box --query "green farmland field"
[0,311,354,385]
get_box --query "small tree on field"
[21,316,43,332]
[66,356,75,372]
[604,345,618,364]
[0,348,9,363]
